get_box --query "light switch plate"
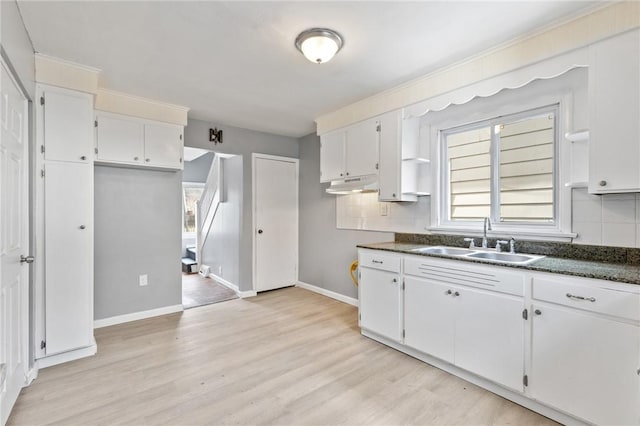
[139,274,148,286]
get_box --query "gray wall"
[183,152,215,183]
[184,118,299,291]
[298,133,392,299]
[94,166,182,319]
[201,155,242,286]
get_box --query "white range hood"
[325,174,379,195]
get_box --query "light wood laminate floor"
[8,287,556,425]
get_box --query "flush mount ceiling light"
[295,28,343,64]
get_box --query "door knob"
[20,255,35,264]
[258,229,263,234]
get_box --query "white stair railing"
[196,155,223,265]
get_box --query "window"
[182,183,205,233]
[442,105,557,228]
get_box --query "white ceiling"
[18,1,598,137]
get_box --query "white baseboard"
[25,366,39,385]
[37,340,97,369]
[296,281,358,307]
[94,304,184,329]
[209,273,257,298]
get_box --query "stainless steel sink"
[411,246,473,256]
[410,245,544,265]
[466,251,544,265]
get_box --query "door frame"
[251,153,299,293]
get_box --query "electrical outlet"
[379,203,389,216]
[139,274,148,286]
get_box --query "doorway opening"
[181,147,241,309]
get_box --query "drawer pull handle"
[371,260,383,264]
[445,290,452,295]
[566,293,596,302]
[453,291,460,297]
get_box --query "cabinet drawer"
[532,276,640,322]
[404,255,524,296]
[359,251,401,273]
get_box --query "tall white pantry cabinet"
[35,84,96,365]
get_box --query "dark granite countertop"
[357,241,640,286]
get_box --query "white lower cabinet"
[359,267,402,342]
[404,277,455,362]
[358,251,402,342]
[530,275,640,425]
[358,248,640,425]
[454,286,524,392]
[404,272,524,391]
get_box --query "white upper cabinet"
[42,88,93,163]
[319,130,346,182]
[588,29,640,193]
[144,123,183,169]
[378,111,428,201]
[345,119,379,178]
[95,112,184,170]
[95,113,144,165]
[319,118,378,182]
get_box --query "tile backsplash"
[337,188,640,249]
[572,189,640,248]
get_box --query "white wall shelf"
[564,181,588,189]
[402,157,431,164]
[564,129,589,142]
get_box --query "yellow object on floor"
[350,260,359,286]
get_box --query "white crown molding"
[315,1,640,134]
[35,53,101,94]
[95,88,190,126]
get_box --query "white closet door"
[43,90,93,163]
[44,162,93,355]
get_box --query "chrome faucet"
[509,237,516,254]
[482,217,492,248]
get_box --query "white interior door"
[0,61,29,426]
[254,155,298,292]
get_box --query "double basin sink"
[411,246,544,265]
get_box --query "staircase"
[195,155,223,267]
[181,246,197,274]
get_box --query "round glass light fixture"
[295,28,343,64]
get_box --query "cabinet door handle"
[340,173,344,177]
[134,156,139,161]
[346,172,350,176]
[79,225,86,230]
[445,290,452,295]
[566,293,596,302]
[145,158,150,162]
[599,180,607,187]
[392,278,397,283]
[453,291,460,297]
[80,155,86,161]
[371,260,383,264]
[534,309,542,315]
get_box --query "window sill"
[427,226,577,243]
